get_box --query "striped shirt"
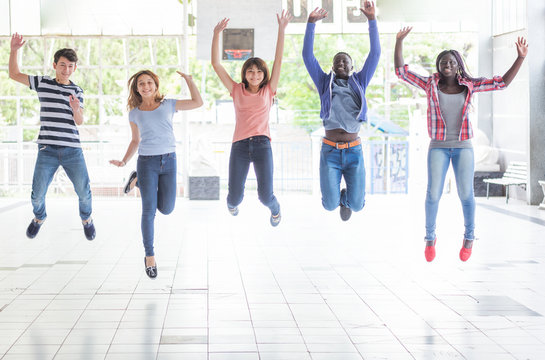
[29,75,84,148]
[395,65,505,141]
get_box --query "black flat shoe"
[144,257,157,279]
[124,171,138,194]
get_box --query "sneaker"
[459,239,473,262]
[270,210,281,227]
[228,206,239,216]
[26,218,44,239]
[425,238,436,262]
[339,188,352,221]
[144,257,157,279]
[83,218,96,241]
[123,170,138,194]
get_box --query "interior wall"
[476,0,493,140]
[526,0,545,205]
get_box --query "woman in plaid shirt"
[394,27,528,262]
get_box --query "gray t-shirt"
[129,99,177,156]
[430,89,472,149]
[324,78,362,134]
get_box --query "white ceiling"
[1,0,483,37]
[2,0,188,36]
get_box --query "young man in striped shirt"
[9,33,96,241]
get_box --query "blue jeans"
[31,145,92,221]
[425,147,475,241]
[227,136,280,215]
[137,153,177,257]
[320,142,366,211]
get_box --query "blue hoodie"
[302,20,380,125]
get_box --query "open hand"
[109,160,125,167]
[277,10,293,29]
[214,18,229,35]
[515,37,528,58]
[308,7,328,23]
[176,71,193,82]
[396,26,412,41]
[11,33,26,51]
[360,1,375,20]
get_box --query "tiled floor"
[1,192,544,359]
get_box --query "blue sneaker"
[26,218,44,239]
[228,206,239,216]
[83,218,96,241]
[270,210,281,227]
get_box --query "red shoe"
[425,238,436,262]
[459,239,473,262]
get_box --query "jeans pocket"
[39,145,47,151]
[321,145,335,155]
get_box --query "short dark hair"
[54,48,78,63]
[333,52,352,63]
[241,57,270,89]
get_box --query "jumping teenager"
[109,70,202,278]
[9,33,96,240]
[394,27,528,262]
[302,2,380,221]
[211,11,292,226]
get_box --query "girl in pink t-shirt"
[211,11,292,227]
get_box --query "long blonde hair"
[127,70,164,110]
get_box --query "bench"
[483,161,527,204]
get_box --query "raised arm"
[502,37,528,87]
[269,10,292,94]
[394,26,428,90]
[302,8,328,87]
[355,1,381,86]
[211,18,237,93]
[394,27,412,69]
[9,33,30,86]
[175,72,203,111]
[109,122,140,168]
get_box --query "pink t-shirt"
[230,83,275,143]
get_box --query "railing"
[0,138,408,196]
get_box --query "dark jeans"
[137,152,177,257]
[31,144,92,221]
[227,136,280,215]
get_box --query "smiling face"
[245,65,265,88]
[332,53,353,80]
[437,53,460,79]
[241,57,269,90]
[53,56,77,84]
[136,74,158,99]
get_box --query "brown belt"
[322,137,361,149]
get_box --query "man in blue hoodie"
[302,1,380,221]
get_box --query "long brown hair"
[127,70,164,110]
[241,57,269,89]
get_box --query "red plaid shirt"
[396,64,506,141]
